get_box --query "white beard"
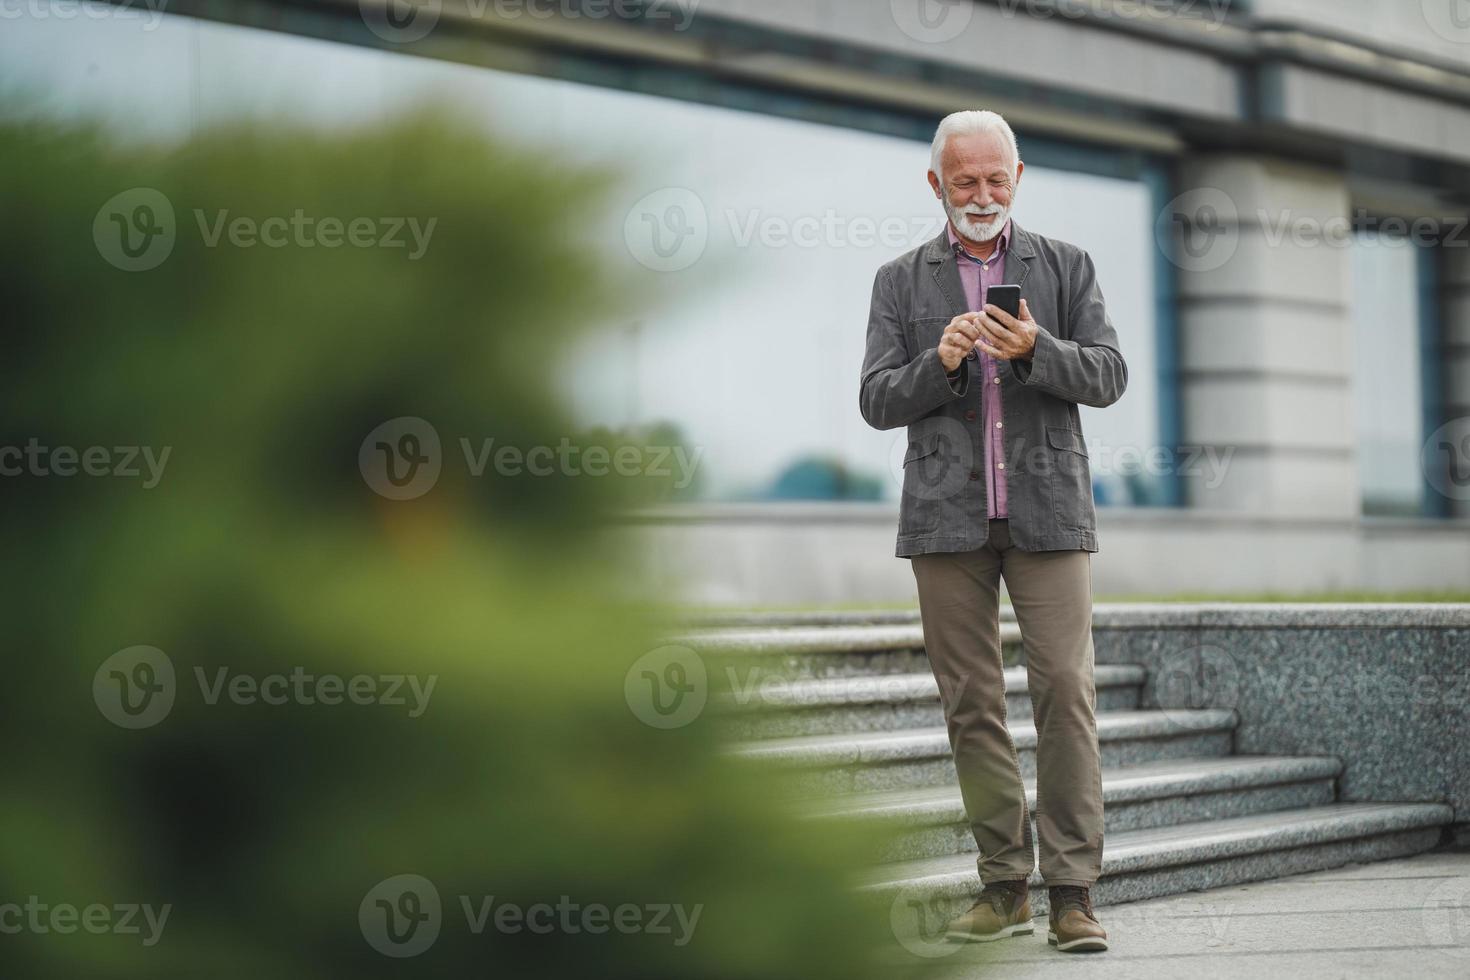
[946,199,1011,243]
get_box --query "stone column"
[1167,156,1359,517]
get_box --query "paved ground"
[923,850,1470,979]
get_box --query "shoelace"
[1051,886,1096,920]
[977,881,1025,915]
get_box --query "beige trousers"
[910,518,1104,887]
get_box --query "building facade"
[14,0,1470,601]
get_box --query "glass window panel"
[1350,232,1427,516]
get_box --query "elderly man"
[859,109,1126,953]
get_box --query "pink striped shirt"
[946,219,1012,519]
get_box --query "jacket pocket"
[1046,425,1095,531]
[907,316,951,356]
[900,426,970,536]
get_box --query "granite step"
[717,664,1146,739]
[673,623,1024,679]
[806,755,1341,863]
[731,709,1237,795]
[683,608,932,629]
[873,801,1454,944]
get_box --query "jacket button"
[965,410,977,422]
[965,349,978,361]
[968,470,979,481]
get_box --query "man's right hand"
[938,313,982,373]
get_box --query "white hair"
[929,110,1020,182]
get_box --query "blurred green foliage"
[0,114,913,978]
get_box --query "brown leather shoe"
[1047,886,1108,952]
[945,879,1033,943]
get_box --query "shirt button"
[997,463,1006,470]
[992,377,1000,384]
[965,410,977,422]
[995,422,1003,429]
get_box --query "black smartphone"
[985,284,1021,321]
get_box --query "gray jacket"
[860,222,1127,557]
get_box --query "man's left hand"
[977,298,1039,362]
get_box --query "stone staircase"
[681,611,1454,925]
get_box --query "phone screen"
[986,284,1021,320]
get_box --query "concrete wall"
[1087,604,1470,821]
[619,504,1470,606]
[1249,0,1470,67]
